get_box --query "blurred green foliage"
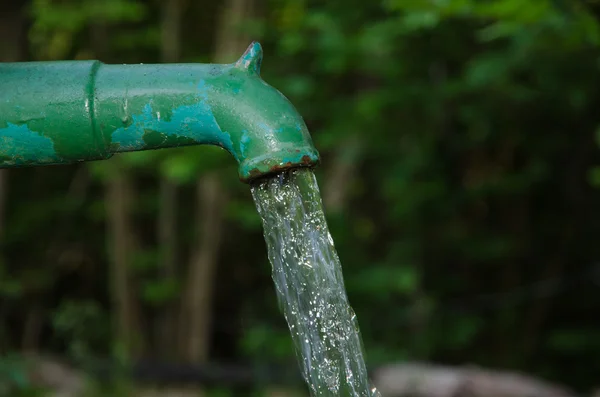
[2,0,600,394]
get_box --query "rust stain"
[243,155,317,183]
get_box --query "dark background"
[1,0,600,395]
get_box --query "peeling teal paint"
[240,129,250,157]
[111,79,234,155]
[197,80,209,100]
[0,122,56,164]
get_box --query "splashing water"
[251,169,380,396]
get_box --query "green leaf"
[401,11,440,31]
[547,329,597,352]
[595,126,600,147]
[0,280,23,298]
[161,155,198,184]
[587,166,600,187]
[225,200,262,230]
[141,278,180,305]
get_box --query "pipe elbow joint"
[209,42,320,182]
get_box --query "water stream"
[251,169,380,396]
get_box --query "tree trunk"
[181,174,226,362]
[322,134,361,213]
[179,0,254,363]
[0,0,25,354]
[107,164,143,356]
[0,0,24,254]
[21,303,43,353]
[161,0,185,63]
[213,0,256,63]
[156,178,179,359]
[156,0,185,360]
[0,0,21,254]
[88,7,144,358]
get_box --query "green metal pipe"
[0,42,319,182]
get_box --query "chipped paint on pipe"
[0,42,319,182]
